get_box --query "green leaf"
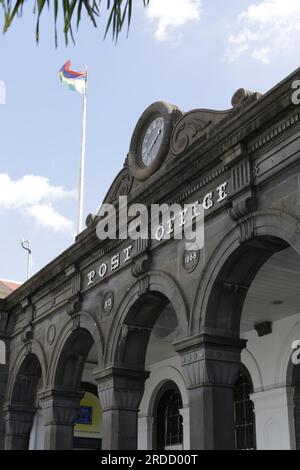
[1,0,150,45]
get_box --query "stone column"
[180,406,190,450]
[251,387,296,450]
[94,367,149,450]
[138,415,154,450]
[39,388,83,450]
[174,333,246,450]
[4,403,36,450]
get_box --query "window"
[234,368,256,450]
[292,364,300,450]
[155,384,183,450]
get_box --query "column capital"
[93,366,149,411]
[39,388,83,426]
[3,402,36,437]
[174,333,246,389]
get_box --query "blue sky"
[1,0,300,282]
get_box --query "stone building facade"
[1,69,300,450]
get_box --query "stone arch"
[151,379,184,450]
[4,347,45,450]
[53,328,94,389]
[105,270,189,367]
[191,210,300,337]
[140,365,189,417]
[138,367,189,450]
[96,272,188,450]
[36,312,104,450]
[6,340,47,403]
[47,310,104,388]
[241,348,264,392]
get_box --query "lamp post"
[21,240,32,280]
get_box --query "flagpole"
[77,66,87,235]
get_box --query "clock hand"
[145,128,162,157]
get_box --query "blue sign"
[76,406,93,425]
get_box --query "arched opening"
[106,288,187,450]
[47,328,102,450]
[240,245,300,449]
[203,235,300,449]
[54,328,94,390]
[205,236,288,337]
[11,354,41,404]
[115,292,171,369]
[234,365,256,450]
[73,382,102,450]
[292,364,300,450]
[153,381,183,450]
[7,354,42,450]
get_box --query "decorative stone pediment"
[171,109,232,156]
[101,167,134,207]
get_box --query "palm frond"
[1,0,150,45]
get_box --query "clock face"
[141,116,165,167]
[129,102,180,181]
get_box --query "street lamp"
[21,240,32,280]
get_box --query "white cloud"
[225,0,300,64]
[0,174,75,209]
[25,204,74,233]
[0,173,75,233]
[145,0,202,42]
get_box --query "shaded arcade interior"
[5,240,300,450]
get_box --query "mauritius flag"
[59,60,87,95]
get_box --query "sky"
[1,0,300,282]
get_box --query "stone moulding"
[248,112,300,155]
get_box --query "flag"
[59,60,87,95]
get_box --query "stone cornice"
[248,111,300,155]
[5,67,300,312]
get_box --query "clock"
[141,116,165,168]
[128,102,181,181]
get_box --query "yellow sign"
[74,391,102,439]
